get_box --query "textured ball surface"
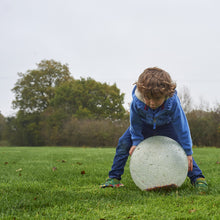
[130,136,188,191]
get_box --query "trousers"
[109,123,205,184]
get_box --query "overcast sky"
[0,0,219,116]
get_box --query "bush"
[62,118,129,147]
[187,110,220,147]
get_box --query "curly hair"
[136,67,176,98]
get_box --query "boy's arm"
[171,96,193,156]
[129,101,144,146]
[129,145,137,155]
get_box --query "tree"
[0,113,6,143]
[5,111,44,146]
[50,77,126,119]
[12,60,72,113]
[178,86,193,113]
[9,59,127,146]
[197,96,210,111]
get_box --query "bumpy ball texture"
[130,136,188,191]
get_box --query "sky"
[0,0,220,116]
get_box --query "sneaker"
[194,178,208,192]
[100,178,124,188]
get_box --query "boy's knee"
[118,136,131,147]
[117,137,131,154]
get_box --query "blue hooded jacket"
[129,86,193,156]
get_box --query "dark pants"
[109,123,205,184]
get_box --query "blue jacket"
[129,86,193,156]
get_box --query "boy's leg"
[108,127,132,180]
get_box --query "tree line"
[0,60,219,147]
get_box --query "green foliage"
[39,107,70,146]
[187,109,220,147]
[11,59,125,120]
[7,59,128,146]
[12,60,72,113]
[0,147,219,219]
[51,77,126,119]
[61,118,129,147]
[38,115,129,146]
[0,113,6,141]
[5,111,44,146]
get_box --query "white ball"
[130,136,188,191]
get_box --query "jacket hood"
[133,86,145,103]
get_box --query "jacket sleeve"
[171,96,193,156]
[129,100,144,146]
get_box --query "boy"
[100,67,208,192]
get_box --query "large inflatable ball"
[130,136,188,191]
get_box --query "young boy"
[100,67,208,192]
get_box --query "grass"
[0,146,219,220]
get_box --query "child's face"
[144,96,166,110]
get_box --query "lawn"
[0,147,219,220]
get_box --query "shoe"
[100,178,124,188]
[194,178,208,193]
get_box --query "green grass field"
[0,147,219,220]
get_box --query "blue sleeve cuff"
[184,148,193,156]
[132,140,142,146]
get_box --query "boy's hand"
[187,155,193,172]
[129,145,136,156]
